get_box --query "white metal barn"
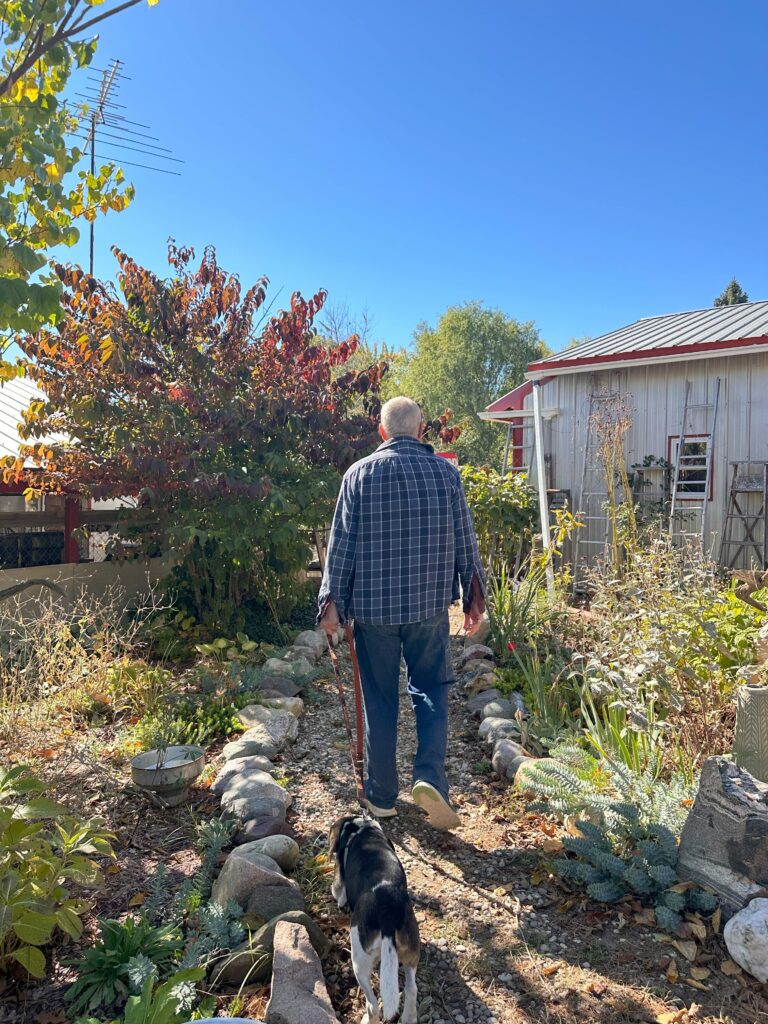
[482,302,768,574]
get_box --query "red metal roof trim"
[527,334,768,375]
[485,380,533,413]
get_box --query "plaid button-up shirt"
[318,436,485,626]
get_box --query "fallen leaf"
[106,864,121,875]
[688,921,707,942]
[128,892,146,907]
[541,821,557,837]
[541,961,562,976]
[671,939,697,962]
[666,957,679,984]
[530,869,548,886]
[587,980,607,996]
[685,978,710,992]
[711,907,722,934]
[690,966,711,981]
[34,748,56,760]
[35,1013,67,1024]
[720,959,742,977]
[655,1013,684,1024]
[542,838,564,855]
[635,908,656,927]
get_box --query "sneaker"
[412,781,460,830]
[364,800,397,819]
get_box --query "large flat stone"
[222,727,279,761]
[220,791,288,824]
[259,675,302,698]
[458,643,494,668]
[219,769,292,809]
[678,756,768,918]
[479,716,521,746]
[237,707,299,748]
[234,818,295,845]
[238,835,300,872]
[467,688,501,716]
[211,847,291,910]
[261,696,305,718]
[264,658,295,677]
[265,921,336,1024]
[246,873,305,924]
[464,672,498,696]
[212,757,275,793]
[209,911,330,988]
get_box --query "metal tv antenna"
[76,58,183,274]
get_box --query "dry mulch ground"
[281,612,768,1024]
[3,612,768,1024]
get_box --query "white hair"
[381,396,422,438]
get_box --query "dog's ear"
[328,817,344,860]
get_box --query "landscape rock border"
[458,620,536,789]
[204,625,342,1018]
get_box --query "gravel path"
[277,622,768,1024]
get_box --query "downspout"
[532,381,554,599]
[500,424,513,476]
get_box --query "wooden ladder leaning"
[719,462,768,569]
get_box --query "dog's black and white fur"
[329,815,420,1024]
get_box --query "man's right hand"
[319,599,340,639]
[463,609,484,637]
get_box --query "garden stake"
[326,624,368,813]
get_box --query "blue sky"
[68,0,768,354]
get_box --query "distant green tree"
[397,302,548,465]
[714,279,749,306]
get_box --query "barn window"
[668,433,713,500]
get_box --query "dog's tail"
[380,935,400,1021]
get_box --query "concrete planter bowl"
[131,745,205,806]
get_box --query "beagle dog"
[328,814,420,1024]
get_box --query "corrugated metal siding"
[533,300,768,365]
[523,351,768,568]
[0,378,45,460]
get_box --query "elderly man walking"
[318,396,485,829]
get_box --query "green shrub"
[554,813,717,930]
[75,966,208,1024]
[0,766,114,980]
[104,661,178,718]
[65,917,183,1015]
[519,742,695,836]
[460,465,537,572]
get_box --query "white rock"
[724,898,768,982]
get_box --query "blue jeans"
[352,610,455,810]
